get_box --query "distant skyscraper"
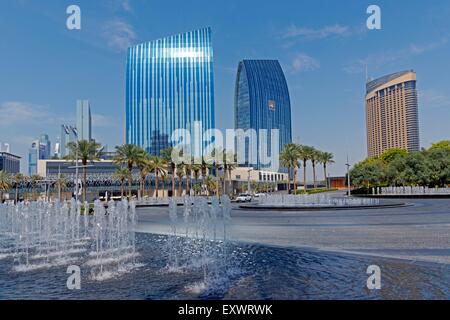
[60,125,78,157]
[28,135,51,175]
[28,140,40,175]
[39,134,51,160]
[76,100,92,141]
[234,60,292,171]
[365,70,420,158]
[126,27,215,156]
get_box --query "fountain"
[164,196,234,292]
[238,194,405,210]
[0,199,139,280]
[379,186,450,196]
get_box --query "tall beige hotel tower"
[365,70,420,158]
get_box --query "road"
[136,195,450,264]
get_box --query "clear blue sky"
[1,0,449,177]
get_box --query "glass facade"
[234,60,292,171]
[126,27,215,156]
[76,100,92,141]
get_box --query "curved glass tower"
[126,27,215,155]
[234,60,292,171]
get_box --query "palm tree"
[175,163,185,197]
[161,147,176,197]
[113,168,130,199]
[54,175,68,201]
[200,158,213,195]
[148,156,167,198]
[67,140,103,202]
[298,145,315,192]
[204,175,217,196]
[319,152,335,189]
[113,144,144,199]
[0,171,12,203]
[136,152,151,199]
[13,173,25,204]
[184,159,193,196]
[30,174,43,201]
[223,150,237,196]
[280,144,298,194]
[191,163,202,195]
[192,183,202,196]
[201,158,210,181]
[310,148,320,189]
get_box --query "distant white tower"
[76,100,92,141]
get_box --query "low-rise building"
[38,159,120,179]
[0,152,21,174]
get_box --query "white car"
[253,193,266,198]
[236,194,252,202]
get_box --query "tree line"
[350,140,450,189]
[1,140,337,202]
[279,143,335,193]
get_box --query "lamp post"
[69,164,94,201]
[345,155,351,197]
[247,168,253,194]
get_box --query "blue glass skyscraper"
[234,60,292,171]
[76,100,92,142]
[126,27,215,156]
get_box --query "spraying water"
[0,199,139,280]
[165,196,234,293]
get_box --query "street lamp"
[68,163,94,201]
[247,168,253,194]
[345,155,352,197]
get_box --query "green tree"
[385,156,407,186]
[67,140,103,202]
[350,158,385,188]
[380,148,408,164]
[429,140,450,152]
[426,148,450,187]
